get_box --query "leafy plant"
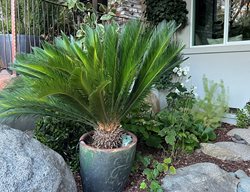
[134,153,176,192]
[191,76,229,129]
[122,102,163,148]
[236,102,250,128]
[0,20,184,149]
[124,91,217,154]
[144,0,188,30]
[34,117,92,172]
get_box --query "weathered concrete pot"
[79,131,137,192]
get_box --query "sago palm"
[0,20,184,148]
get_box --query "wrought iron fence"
[0,0,141,71]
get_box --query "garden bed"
[74,123,250,192]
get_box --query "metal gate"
[0,0,80,70]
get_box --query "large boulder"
[162,163,239,192]
[0,125,77,192]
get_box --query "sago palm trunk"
[91,122,124,149]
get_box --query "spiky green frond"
[0,20,185,131]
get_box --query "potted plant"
[0,20,184,191]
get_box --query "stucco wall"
[179,0,250,108]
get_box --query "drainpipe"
[11,0,16,66]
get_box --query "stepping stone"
[227,128,250,144]
[238,177,250,192]
[162,163,239,192]
[200,142,250,161]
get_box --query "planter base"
[79,131,137,192]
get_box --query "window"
[193,0,250,46]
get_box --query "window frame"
[190,0,250,48]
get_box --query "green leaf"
[143,168,153,180]
[165,130,176,146]
[153,168,160,178]
[76,2,86,12]
[100,14,113,21]
[67,0,77,9]
[150,181,162,191]
[163,164,169,172]
[169,165,176,174]
[140,181,147,189]
[163,157,172,164]
[156,163,164,172]
[98,4,107,12]
[141,156,151,167]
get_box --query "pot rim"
[79,131,137,152]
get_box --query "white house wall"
[179,0,250,108]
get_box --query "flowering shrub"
[154,65,190,92]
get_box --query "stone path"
[162,127,250,192]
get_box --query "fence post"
[11,0,16,64]
[92,0,98,11]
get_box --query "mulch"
[74,123,250,192]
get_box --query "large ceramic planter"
[79,131,137,192]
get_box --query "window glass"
[228,0,250,42]
[194,0,225,45]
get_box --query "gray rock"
[235,170,248,179]
[200,142,250,161]
[232,136,248,145]
[162,163,239,192]
[0,125,77,192]
[1,116,36,131]
[238,177,250,192]
[200,143,240,161]
[227,128,250,144]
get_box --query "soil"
[74,123,250,192]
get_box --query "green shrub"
[191,76,229,129]
[123,91,216,154]
[34,117,92,172]
[144,0,188,29]
[236,103,250,128]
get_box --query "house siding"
[179,0,250,108]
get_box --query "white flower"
[183,71,188,76]
[177,70,182,77]
[173,67,179,73]
[180,83,184,87]
[174,88,180,95]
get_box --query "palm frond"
[0,20,184,131]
